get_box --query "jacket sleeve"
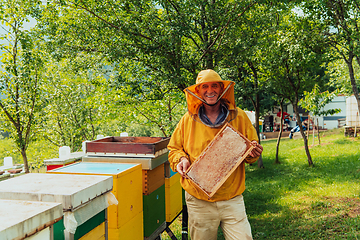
[167,117,188,172]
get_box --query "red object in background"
[277,111,290,119]
[46,161,79,171]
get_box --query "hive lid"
[44,152,84,165]
[49,162,141,178]
[0,173,113,211]
[0,199,63,240]
[82,152,168,170]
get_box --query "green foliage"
[40,56,120,151]
[112,59,187,137]
[0,138,57,168]
[219,3,282,116]
[36,0,270,92]
[299,84,341,117]
[301,0,360,114]
[0,138,21,165]
[327,59,360,95]
[264,15,330,104]
[0,0,47,172]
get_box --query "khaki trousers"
[185,192,253,240]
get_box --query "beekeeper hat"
[184,69,236,115]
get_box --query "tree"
[112,59,187,137]
[35,0,264,137]
[265,15,330,166]
[275,98,285,164]
[0,0,45,173]
[40,55,120,151]
[327,58,360,95]
[299,84,341,145]
[302,0,360,121]
[220,3,292,168]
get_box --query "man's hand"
[177,157,190,178]
[249,140,263,158]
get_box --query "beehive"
[143,184,166,238]
[165,173,182,223]
[78,222,105,240]
[0,199,63,240]
[142,163,165,195]
[108,212,143,240]
[49,162,143,230]
[0,173,113,240]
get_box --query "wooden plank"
[185,123,254,199]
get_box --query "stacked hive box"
[84,136,171,240]
[142,163,166,239]
[0,173,113,240]
[164,162,183,223]
[49,162,143,240]
[0,199,63,240]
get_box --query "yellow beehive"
[48,162,143,229]
[109,164,143,229]
[108,211,144,240]
[79,222,105,240]
[165,173,183,223]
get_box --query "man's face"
[198,82,222,105]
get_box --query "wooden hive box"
[185,123,255,199]
[143,184,166,238]
[86,136,170,156]
[142,163,165,195]
[165,173,183,223]
[108,212,143,240]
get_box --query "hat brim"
[184,80,236,115]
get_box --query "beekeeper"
[167,69,263,240]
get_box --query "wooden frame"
[185,123,255,199]
[86,136,170,155]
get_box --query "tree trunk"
[317,118,320,145]
[312,116,315,147]
[307,115,310,143]
[293,102,313,166]
[247,61,264,169]
[275,99,284,164]
[254,96,264,169]
[21,147,29,173]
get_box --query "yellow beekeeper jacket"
[167,69,259,202]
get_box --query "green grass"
[162,128,360,239]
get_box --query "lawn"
[162,128,360,239]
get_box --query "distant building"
[262,95,347,132]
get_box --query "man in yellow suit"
[167,69,263,240]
